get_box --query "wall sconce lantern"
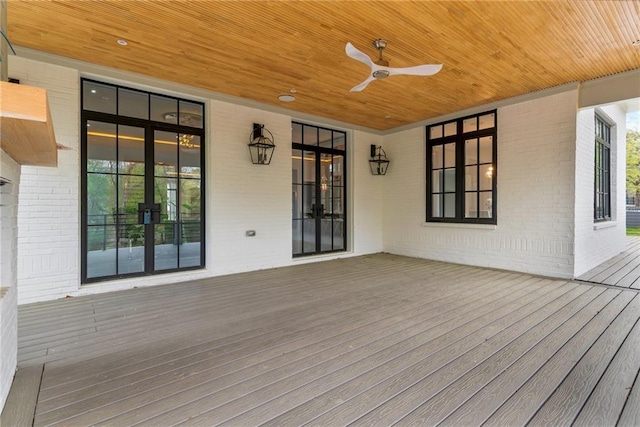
[248,123,276,165]
[369,144,390,175]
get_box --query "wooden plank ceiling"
[8,1,640,131]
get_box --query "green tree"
[627,130,640,206]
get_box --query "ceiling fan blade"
[387,64,443,76]
[350,76,375,92]
[345,42,373,68]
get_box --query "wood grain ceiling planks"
[7,1,640,131]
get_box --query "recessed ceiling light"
[117,39,128,46]
[289,88,297,93]
[90,89,97,94]
[278,94,295,102]
[633,40,640,46]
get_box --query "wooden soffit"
[7,1,640,131]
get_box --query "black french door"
[292,122,347,256]
[81,79,205,283]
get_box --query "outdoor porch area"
[2,254,639,426]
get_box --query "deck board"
[0,364,43,427]
[3,253,639,426]
[578,237,640,288]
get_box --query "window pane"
[303,184,316,219]
[432,145,443,169]
[155,130,178,176]
[180,135,201,178]
[333,218,345,251]
[332,191,344,217]
[479,136,493,163]
[479,113,495,129]
[118,175,145,226]
[480,165,493,190]
[332,155,344,179]
[118,126,145,174]
[303,219,316,252]
[444,168,456,192]
[465,166,478,191]
[319,128,332,148]
[432,170,443,192]
[292,123,303,144]
[179,100,204,128]
[292,220,303,255]
[86,226,117,278]
[303,151,316,183]
[465,193,478,218]
[87,174,116,224]
[117,224,144,274]
[430,125,443,139]
[83,81,116,114]
[293,184,303,219]
[180,223,201,268]
[153,177,175,223]
[151,95,178,124]
[465,139,478,165]
[87,121,117,173]
[180,179,201,222]
[292,149,303,185]
[444,122,457,137]
[118,88,149,120]
[432,194,442,217]
[155,224,178,270]
[444,193,456,218]
[480,192,493,218]
[303,125,318,145]
[333,133,346,151]
[444,143,456,168]
[321,219,333,252]
[463,117,477,133]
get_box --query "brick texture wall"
[573,104,627,276]
[0,151,21,410]
[10,57,81,303]
[383,90,580,278]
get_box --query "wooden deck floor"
[3,253,640,426]
[578,237,640,289]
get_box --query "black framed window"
[594,114,611,222]
[426,111,497,224]
[81,79,205,283]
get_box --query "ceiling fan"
[345,39,443,92]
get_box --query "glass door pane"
[179,137,202,268]
[302,150,317,254]
[86,123,145,278]
[292,149,304,255]
[154,130,178,270]
[331,154,345,251]
[154,130,202,270]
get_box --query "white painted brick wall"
[351,132,384,255]
[573,104,626,276]
[10,57,80,303]
[10,56,383,303]
[383,90,580,278]
[0,150,21,411]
